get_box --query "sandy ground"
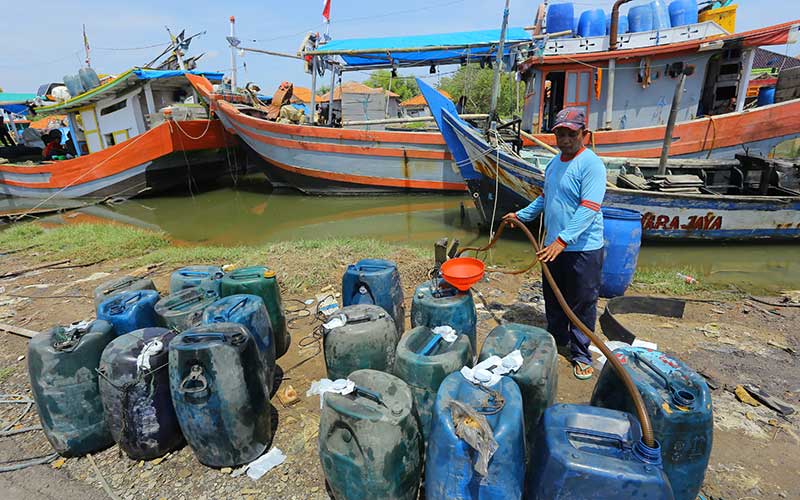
[0,251,798,500]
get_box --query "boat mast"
[488,0,511,122]
[229,16,238,90]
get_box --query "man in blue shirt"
[503,107,605,380]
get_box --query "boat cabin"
[34,69,223,157]
[518,20,800,133]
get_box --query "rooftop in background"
[290,86,314,104]
[753,47,800,70]
[319,81,400,101]
[401,90,451,107]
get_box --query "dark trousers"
[542,248,603,365]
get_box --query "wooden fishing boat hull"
[419,80,800,241]
[0,120,235,199]
[186,74,465,195]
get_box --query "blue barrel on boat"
[63,74,85,98]
[28,320,115,456]
[591,347,713,500]
[546,2,575,35]
[528,404,674,499]
[393,326,473,443]
[651,0,672,29]
[169,323,272,467]
[79,67,101,91]
[426,371,525,499]
[411,279,477,354]
[97,290,161,336]
[578,9,607,37]
[606,13,629,34]
[202,294,275,392]
[170,265,224,295]
[342,258,404,334]
[600,207,642,298]
[668,0,698,26]
[757,86,776,107]
[628,4,655,32]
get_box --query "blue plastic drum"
[546,2,575,35]
[578,9,607,37]
[668,0,698,26]
[628,4,655,32]
[600,207,642,298]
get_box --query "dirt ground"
[0,251,798,500]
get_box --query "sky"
[1,0,798,93]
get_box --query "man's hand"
[502,212,518,222]
[537,239,566,262]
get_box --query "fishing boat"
[0,68,238,200]
[418,79,800,241]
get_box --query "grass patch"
[0,366,15,383]
[630,267,724,297]
[3,222,432,292]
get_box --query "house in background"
[747,48,800,97]
[400,89,452,118]
[319,81,400,129]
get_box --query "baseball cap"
[553,107,586,131]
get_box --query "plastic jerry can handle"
[419,334,443,356]
[108,292,141,314]
[224,297,249,316]
[632,352,697,408]
[344,313,375,324]
[179,365,209,396]
[103,277,136,294]
[352,385,384,406]
[171,293,207,310]
[564,426,628,448]
[181,332,228,343]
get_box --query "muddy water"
[34,181,800,293]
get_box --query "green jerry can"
[220,266,290,358]
[323,304,398,381]
[28,320,115,456]
[93,275,157,307]
[410,279,477,353]
[319,369,422,500]
[155,287,219,331]
[478,323,558,457]
[393,326,472,443]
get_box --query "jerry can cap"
[264,270,276,278]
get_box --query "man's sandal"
[572,361,593,380]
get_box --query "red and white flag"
[322,0,331,22]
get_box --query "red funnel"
[440,257,485,291]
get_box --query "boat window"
[566,73,577,103]
[100,100,127,116]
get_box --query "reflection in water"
[36,180,800,293]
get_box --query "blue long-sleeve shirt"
[516,148,606,252]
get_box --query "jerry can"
[319,369,422,500]
[93,275,156,307]
[203,294,276,392]
[27,320,115,456]
[478,323,558,455]
[393,326,472,443]
[97,290,161,336]
[219,266,290,358]
[591,347,713,500]
[411,279,477,353]
[169,265,224,295]
[155,287,218,331]
[169,323,272,467]
[528,404,674,499]
[425,371,525,499]
[323,304,398,381]
[98,327,183,460]
[342,258,405,333]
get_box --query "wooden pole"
[489,0,511,121]
[328,64,336,125]
[229,16,238,90]
[659,72,688,175]
[238,46,303,60]
[0,322,39,339]
[520,129,559,154]
[309,56,318,124]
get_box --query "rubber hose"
[458,218,656,448]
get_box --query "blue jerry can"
[425,372,525,499]
[169,323,272,468]
[93,275,157,307]
[97,290,161,336]
[393,326,473,443]
[202,294,276,393]
[411,279,477,353]
[342,258,405,333]
[591,347,713,500]
[528,404,674,499]
[170,265,224,295]
[28,320,115,456]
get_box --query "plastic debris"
[589,339,658,370]
[735,385,761,407]
[460,351,523,387]
[449,400,498,476]
[307,378,355,409]
[322,314,347,331]
[278,385,300,407]
[432,325,458,343]
[136,339,163,372]
[232,448,287,480]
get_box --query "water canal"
[11,178,800,293]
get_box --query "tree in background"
[438,64,523,118]
[362,69,419,101]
